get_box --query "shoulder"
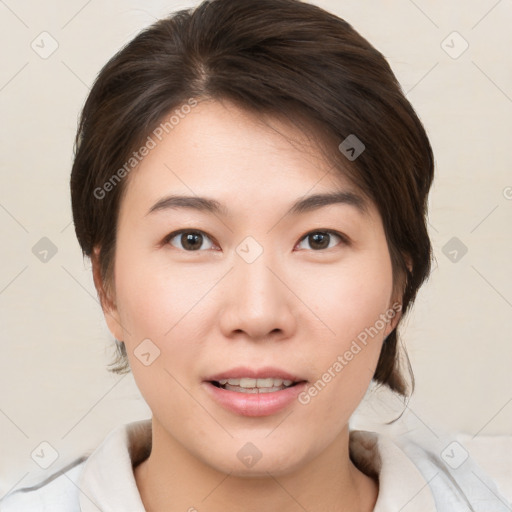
[396,430,511,511]
[350,426,512,512]
[0,457,87,512]
[1,419,151,512]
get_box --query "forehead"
[119,99,372,219]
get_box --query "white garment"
[1,419,509,511]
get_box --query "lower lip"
[202,381,308,417]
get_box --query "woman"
[1,0,509,510]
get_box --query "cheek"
[300,250,394,343]
[112,249,223,395]
[113,252,211,422]
[114,244,213,340]
[295,253,394,414]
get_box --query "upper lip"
[205,366,307,383]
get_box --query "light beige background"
[1,0,511,498]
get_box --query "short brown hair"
[70,0,434,396]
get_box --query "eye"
[296,230,347,251]
[164,230,216,251]
[163,229,348,252]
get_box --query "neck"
[134,418,378,512]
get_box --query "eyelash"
[162,229,349,252]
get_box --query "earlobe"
[386,253,412,337]
[91,246,111,311]
[389,306,402,334]
[91,246,124,341]
[405,254,413,274]
[383,299,403,340]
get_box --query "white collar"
[349,429,437,511]
[79,420,149,511]
[78,419,437,511]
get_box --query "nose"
[218,252,298,342]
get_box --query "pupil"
[182,232,202,250]
[310,233,329,250]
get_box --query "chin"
[201,445,308,478]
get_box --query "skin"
[92,99,404,512]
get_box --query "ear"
[383,252,412,338]
[404,253,413,274]
[91,246,124,341]
[383,301,403,339]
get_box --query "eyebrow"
[146,190,368,218]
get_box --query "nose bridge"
[236,246,281,314]
[220,241,295,339]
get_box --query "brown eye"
[165,230,214,251]
[297,231,345,251]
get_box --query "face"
[96,99,402,476]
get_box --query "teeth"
[217,378,294,388]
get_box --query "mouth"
[203,371,309,416]
[204,366,308,395]
[209,377,306,394]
